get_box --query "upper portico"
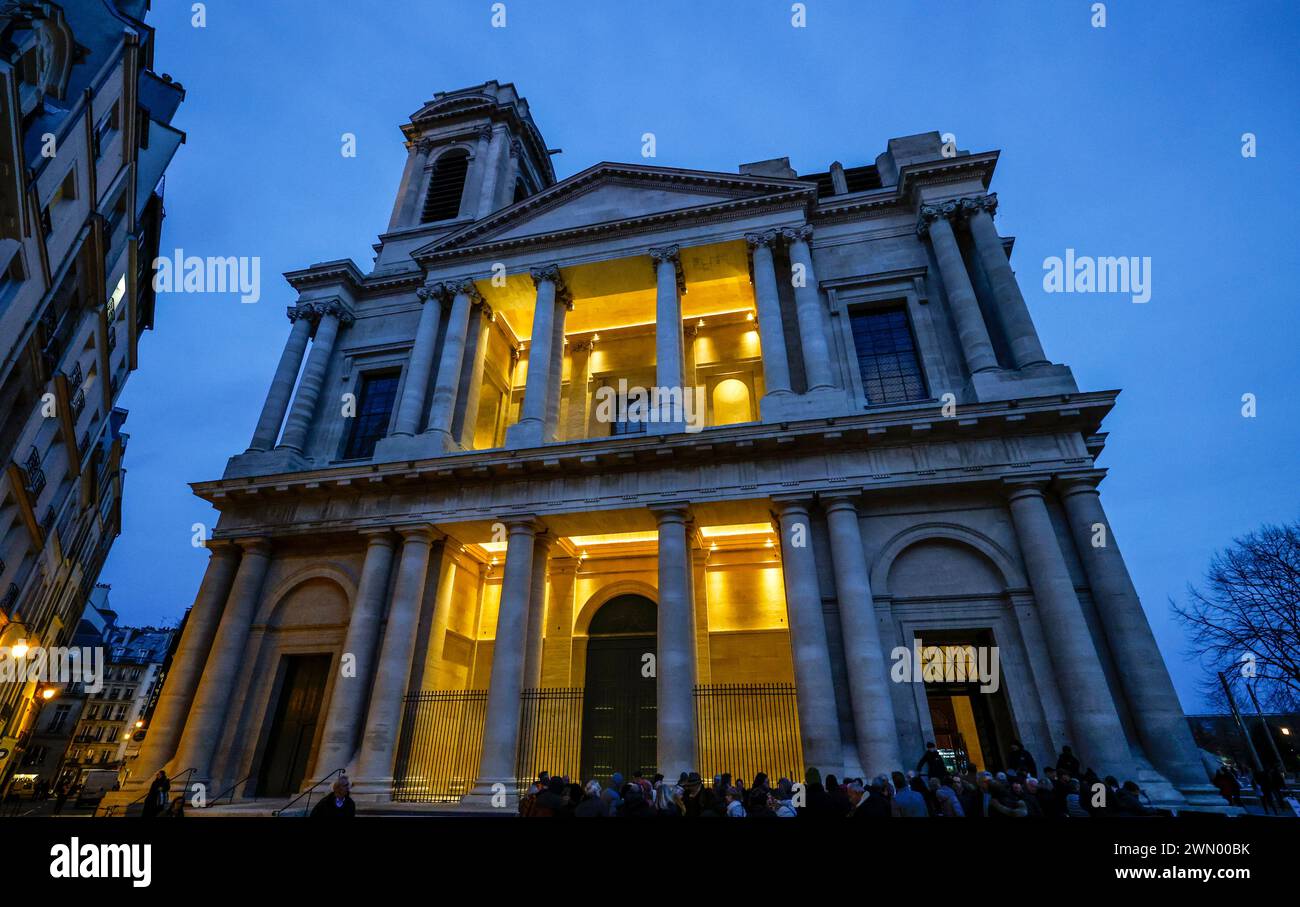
[225,83,1080,481]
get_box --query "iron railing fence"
[694,683,804,785]
[391,689,488,803]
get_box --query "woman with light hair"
[310,776,356,817]
[574,780,605,817]
[655,781,683,817]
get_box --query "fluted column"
[1057,472,1207,788]
[822,494,902,779]
[654,504,697,779]
[454,302,493,448]
[652,244,687,429]
[476,125,506,218]
[745,230,793,396]
[543,294,570,442]
[960,194,1049,369]
[311,530,397,779]
[782,225,835,391]
[278,301,352,454]
[1004,479,1134,777]
[389,284,447,437]
[505,266,567,448]
[468,518,538,803]
[563,339,594,441]
[169,538,273,786]
[425,279,480,446]
[133,542,240,784]
[773,498,842,775]
[522,533,553,690]
[918,202,998,375]
[247,309,314,452]
[351,525,437,795]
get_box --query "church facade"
[117,81,1216,811]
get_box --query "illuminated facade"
[115,81,1217,811]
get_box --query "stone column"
[522,533,553,690]
[277,301,352,454]
[425,279,480,447]
[476,125,506,218]
[1004,479,1134,777]
[389,284,446,437]
[918,202,998,375]
[351,525,437,796]
[654,504,697,779]
[247,308,314,452]
[133,542,240,784]
[543,295,570,442]
[745,230,793,396]
[960,194,1049,369]
[651,244,687,428]
[822,494,902,779]
[454,302,494,449]
[773,498,842,775]
[1057,472,1207,788]
[422,542,459,689]
[392,137,433,228]
[169,538,272,786]
[468,518,538,803]
[781,225,835,391]
[311,530,397,778]
[498,138,523,208]
[563,339,594,441]
[505,266,567,448]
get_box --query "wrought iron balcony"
[22,446,46,497]
[71,388,85,421]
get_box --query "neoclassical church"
[114,81,1217,812]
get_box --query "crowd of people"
[518,741,1170,817]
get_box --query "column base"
[505,418,546,449]
[223,448,310,479]
[965,363,1078,403]
[346,777,397,803]
[458,776,522,814]
[372,430,460,462]
[759,387,848,423]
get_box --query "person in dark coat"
[141,771,169,819]
[680,772,703,816]
[620,783,654,818]
[798,767,837,818]
[1055,746,1081,778]
[310,778,356,817]
[916,742,949,783]
[1007,741,1037,777]
[574,780,606,817]
[52,781,69,816]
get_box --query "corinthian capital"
[286,301,321,325]
[453,278,483,303]
[744,229,781,250]
[780,224,814,244]
[317,298,356,327]
[916,201,959,237]
[958,192,999,219]
[417,282,451,304]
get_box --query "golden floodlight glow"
[568,531,658,547]
[135,720,145,728]
[1283,727,1292,736]
[699,523,774,538]
[11,639,29,659]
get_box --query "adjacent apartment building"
[116,81,1220,813]
[0,1,183,785]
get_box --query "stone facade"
[117,81,1216,810]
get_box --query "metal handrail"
[272,768,347,817]
[98,767,196,817]
[202,772,255,808]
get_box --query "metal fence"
[515,688,585,794]
[391,689,488,802]
[694,683,804,784]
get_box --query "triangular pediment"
[414,163,814,260]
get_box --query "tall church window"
[849,306,927,405]
[421,149,470,222]
[342,370,400,459]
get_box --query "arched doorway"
[580,594,657,784]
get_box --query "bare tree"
[1172,521,1300,712]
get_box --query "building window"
[849,306,927,405]
[342,370,400,460]
[49,705,71,733]
[421,149,470,222]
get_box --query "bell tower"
[386,80,557,233]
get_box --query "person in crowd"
[1056,745,1081,778]
[935,777,965,817]
[697,787,723,817]
[310,778,356,818]
[725,786,748,817]
[680,772,703,816]
[1113,780,1156,817]
[620,783,654,818]
[891,772,927,817]
[573,780,605,817]
[654,781,682,817]
[1065,779,1089,817]
[988,780,1028,818]
[1259,765,1286,815]
[916,742,949,783]
[601,772,624,816]
[1213,765,1243,807]
[823,772,849,817]
[1007,741,1037,777]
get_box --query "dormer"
[385,80,557,236]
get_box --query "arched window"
[421,149,470,222]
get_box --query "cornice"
[283,259,366,292]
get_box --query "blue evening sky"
[100,1,1300,712]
